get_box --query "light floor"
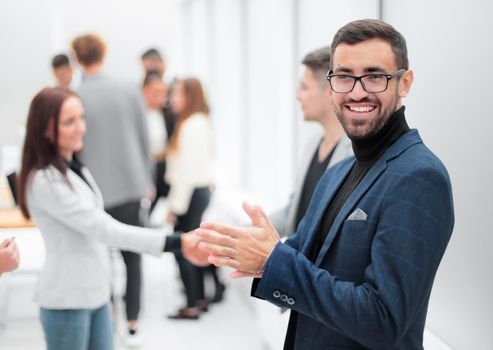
[0,252,268,350]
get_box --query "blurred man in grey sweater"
[72,33,153,347]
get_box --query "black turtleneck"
[308,106,410,261]
[284,107,410,350]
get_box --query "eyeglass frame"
[326,68,407,93]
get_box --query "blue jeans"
[40,303,113,350]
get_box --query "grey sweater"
[78,74,153,208]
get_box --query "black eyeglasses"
[326,68,406,93]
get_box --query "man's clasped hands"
[182,202,280,278]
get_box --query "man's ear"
[399,69,414,98]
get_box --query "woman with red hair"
[17,87,206,350]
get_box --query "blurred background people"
[16,87,206,350]
[142,70,171,214]
[141,48,166,77]
[269,47,352,237]
[72,33,153,345]
[0,238,19,277]
[51,53,73,89]
[166,78,220,319]
[141,48,176,140]
[141,48,178,214]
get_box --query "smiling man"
[197,19,455,349]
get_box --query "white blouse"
[165,112,213,215]
[146,109,167,157]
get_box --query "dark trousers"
[173,187,211,308]
[150,160,170,213]
[106,201,142,321]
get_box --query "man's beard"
[334,93,399,141]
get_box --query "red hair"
[17,87,77,218]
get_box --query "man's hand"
[196,202,280,275]
[181,231,209,266]
[0,238,20,276]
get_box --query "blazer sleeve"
[253,165,454,349]
[28,169,167,256]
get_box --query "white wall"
[295,0,380,172]
[0,2,51,150]
[175,0,379,210]
[181,1,493,348]
[0,0,181,148]
[176,1,379,348]
[174,2,378,348]
[383,1,493,349]
[2,0,491,348]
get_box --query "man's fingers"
[198,241,237,258]
[248,204,280,239]
[208,255,240,269]
[200,221,244,238]
[229,270,262,279]
[242,201,265,227]
[196,228,238,248]
[257,205,268,219]
[253,204,276,230]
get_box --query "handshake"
[181,202,281,278]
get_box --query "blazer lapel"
[313,129,423,266]
[67,168,103,209]
[82,167,104,208]
[301,158,355,255]
[314,159,386,266]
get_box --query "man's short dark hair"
[302,47,331,84]
[331,19,409,70]
[141,48,163,61]
[51,54,70,69]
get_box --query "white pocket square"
[347,208,368,221]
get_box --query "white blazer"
[269,135,353,237]
[27,165,167,309]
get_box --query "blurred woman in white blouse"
[142,70,171,213]
[166,78,215,319]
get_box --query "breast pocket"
[327,220,375,282]
[340,219,373,248]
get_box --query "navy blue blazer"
[253,130,454,349]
